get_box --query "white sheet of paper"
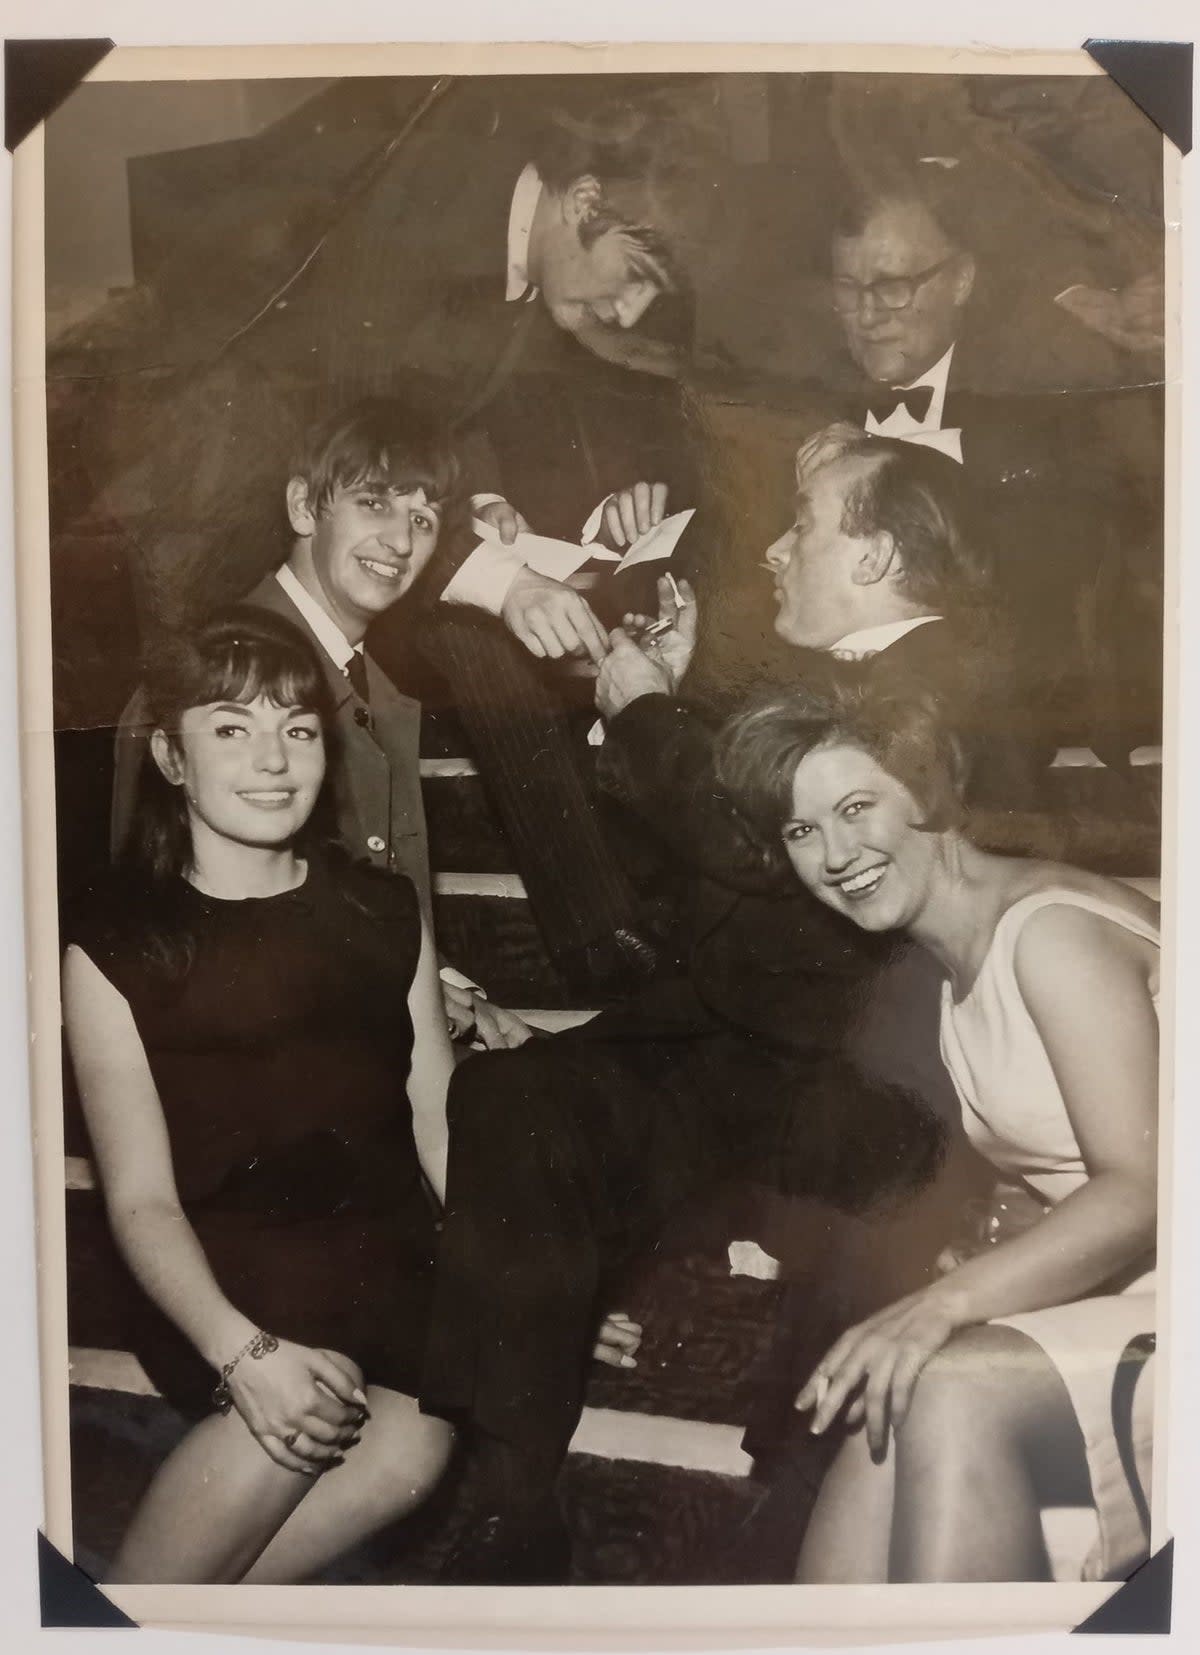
[472,509,694,581]
[614,507,695,571]
[470,518,616,580]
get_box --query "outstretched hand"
[635,573,697,690]
[794,1286,965,1459]
[594,627,674,720]
[597,574,698,717]
[501,567,611,667]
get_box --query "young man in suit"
[421,431,1021,1584]
[374,93,723,989]
[101,86,724,994]
[113,399,529,1049]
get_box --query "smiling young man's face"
[288,477,443,641]
[781,741,941,933]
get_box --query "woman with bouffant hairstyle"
[716,674,1158,1584]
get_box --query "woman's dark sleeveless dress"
[69,853,438,1419]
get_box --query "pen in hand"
[665,571,691,610]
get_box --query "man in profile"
[422,429,1012,1585]
[826,174,1159,755]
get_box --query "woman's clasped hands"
[795,1285,967,1458]
[227,1339,370,1475]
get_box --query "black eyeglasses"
[830,255,960,315]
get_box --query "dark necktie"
[867,383,936,426]
[346,649,370,706]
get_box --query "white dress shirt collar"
[864,344,961,463]
[274,563,360,675]
[830,614,941,660]
[897,342,955,427]
[506,163,543,303]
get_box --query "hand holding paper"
[614,509,695,572]
[473,508,695,582]
[600,481,668,548]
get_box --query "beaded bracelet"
[212,1329,279,1414]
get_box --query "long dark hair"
[126,604,337,888]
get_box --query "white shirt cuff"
[439,964,487,998]
[469,492,508,513]
[441,542,527,616]
[580,495,613,545]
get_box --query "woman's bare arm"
[64,944,367,1469]
[405,914,456,1204]
[934,900,1158,1326]
[63,944,259,1370]
[798,901,1158,1446]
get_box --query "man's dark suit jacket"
[678,322,1161,776]
[110,574,431,908]
[113,92,697,626]
[852,348,1164,756]
[595,616,1037,1068]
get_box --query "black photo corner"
[38,1532,137,1630]
[4,37,115,154]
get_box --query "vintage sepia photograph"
[9,31,1179,1640]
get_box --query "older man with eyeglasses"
[828,173,1160,761]
[832,191,975,463]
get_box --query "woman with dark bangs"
[63,606,458,1583]
[716,674,1158,1584]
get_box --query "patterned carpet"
[67,1245,838,1587]
[67,1390,818,1587]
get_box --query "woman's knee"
[899,1325,1040,1458]
[369,1388,455,1493]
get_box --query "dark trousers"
[419,980,946,1477]
[428,609,646,961]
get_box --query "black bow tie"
[867,383,936,426]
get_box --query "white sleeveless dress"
[939,887,1158,1582]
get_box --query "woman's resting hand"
[228,1340,369,1474]
[442,979,533,1050]
[795,1285,966,1458]
[592,1311,643,1370]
